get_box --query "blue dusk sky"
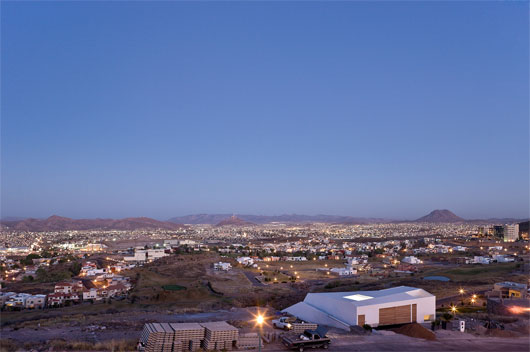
[1,1,528,220]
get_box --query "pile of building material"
[291,322,318,333]
[201,321,239,351]
[140,322,205,352]
[235,332,261,350]
[170,323,205,351]
[140,323,177,352]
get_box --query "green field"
[161,284,186,291]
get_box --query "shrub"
[362,324,372,332]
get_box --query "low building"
[124,248,168,263]
[5,293,32,309]
[401,256,421,264]
[492,255,515,263]
[488,282,528,299]
[236,257,254,266]
[25,294,46,309]
[213,262,232,271]
[282,286,435,330]
[473,256,492,265]
[330,267,357,276]
[0,292,16,307]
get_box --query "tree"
[21,254,41,266]
[69,262,82,276]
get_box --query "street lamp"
[255,314,264,352]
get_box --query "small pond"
[423,275,450,282]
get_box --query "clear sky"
[1,1,528,220]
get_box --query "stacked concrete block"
[200,321,239,351]
[236,332,262,350]
[140,323,176,352]
[169,323,205,352]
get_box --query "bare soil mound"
[390,323,436,340]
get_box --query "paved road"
[241,270,266,287]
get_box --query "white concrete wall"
[356,296,435,327]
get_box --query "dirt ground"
[264,329,530,351]
[2,309,529,351]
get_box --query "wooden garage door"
[358,314,365,326]
[412,304,417,322]
[379,304,411,326]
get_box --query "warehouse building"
[282,286,435,330]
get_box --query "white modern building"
[503,224,519,242]
[401,256,421,264]
[124,249,168,262]
[473,256,492,264]
[282,286,435,330]
[236,257,254,266]
[213,262,232,271]
[330,267,357,276]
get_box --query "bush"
[362,324,372,331]
[22,275,34,282]
[442,313,453,321]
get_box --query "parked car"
[273,316,294,330]
[282,327,331,351]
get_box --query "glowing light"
[451,306,457,313]
[508,306,530,314]
[459,289,464,294]
[256,315,264,325]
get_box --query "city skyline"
[2,2,529,220]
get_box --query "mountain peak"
[215,216,254,227]
[415,209,464,223]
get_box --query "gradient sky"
[1,1,528,220]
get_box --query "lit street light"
[255,314,264,352]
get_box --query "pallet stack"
[140,323,176,352]
[291,322,318,334]
[200,321,239,351]
[235,332,261,350]
[169,323,205,352]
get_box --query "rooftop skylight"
[344,294,373,301]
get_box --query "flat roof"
[306,286,434,307]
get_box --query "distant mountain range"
[215,215,254,227]
[0,215,186,232]
[1,210,526,231]
[168,214,391,225]
[169,211,527,225]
